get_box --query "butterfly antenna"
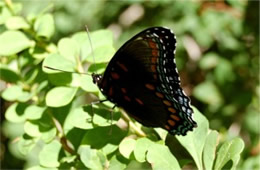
[44,66,90,75]
[85,25,97,73]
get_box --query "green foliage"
[0,0,258,169]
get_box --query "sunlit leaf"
[119,138,136,159]
[39,140,61,168]
[176,107,209,170]
[78,145,103,169]
[5,16,30,30]
[203,130,219,170]
[0,30,34,56]
[34,14,55,39]
[147,143,181,170]
[214,138,244,170]
[46,86,78,107]
[58,38,79,63]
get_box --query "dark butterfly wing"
[95,27,197,135]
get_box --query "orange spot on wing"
[124,96,131,102]
[148,40,157,49]
[163,100,172,106]
[121,88,127,93]
[111,72,120,79]
[152,50,158,57]
[151,65,156,72]
[155,92,164,98]
[170,114,180,121]
[145,83,155,90]
[135,98,144,105]
[108,87,113,96]
[168,119,176,126]
[151,57,157,64]
[116,62,128,72]
[165,125,170,130]
[168,107,176,113]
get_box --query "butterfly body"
[92,27,197,135]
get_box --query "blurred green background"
[0,0,259,169]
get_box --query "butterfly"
[92,27,197,135]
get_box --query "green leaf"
[5,102,27,123]
[193,81,223,107]
[0,30,34,56]
[134,138,153,162]
[2,121,24,139]
[245,109,260,134]
[78,145,103,170]
[241,154,260,170]
[203,130,219,170]
[0,64,19,83]
[87,44,115,63]
[27,166,57,170]
[80,75,99,92]
[87,62,107,74]
[199,53,220,70]
[72,30,115,63]
[24,105,46,120]
[214,138,245,170]
[147,143,181,170]
[0,6,12,25]
[58,38,79,63]
[109,155,127,170]
[24,113,56,142]
[2,85,23,101]
[34,13,55,39]
[81,125,127,148]
[1,84,32,102]
[39,140,61,168]
[119,138,136,159]
[176,107,209,170]
[67,106,93,130]
[92,106,121,126]
[5,16,30,30]
[43,53,75,74]
[24,121,42,137]
[101,143,118,155]
[46,86,78,107]
[214,58,235,85]
[18,135,35,155]
[41,128,56,143]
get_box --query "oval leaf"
[80,75,99,92]
[68,107,93,129]
[2,85,23,101]
[34,14,55,39]
[5,16,30,30]
[134,138,153,162]
[0,30,34,56]
[58,38,79,63]
[147,143,181,170]
[119,138,136,159]
[43,53,75,74]
[5,102,27,123]
[46,87,78,107]
[24,105,46,120]
[39,140,61,168]
[78,145,103,169]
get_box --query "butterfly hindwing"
[94,27,197,135]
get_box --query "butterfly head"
[92,73,102,85]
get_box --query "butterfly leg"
[108,105,117,135]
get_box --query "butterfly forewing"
[94,27,197,135]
